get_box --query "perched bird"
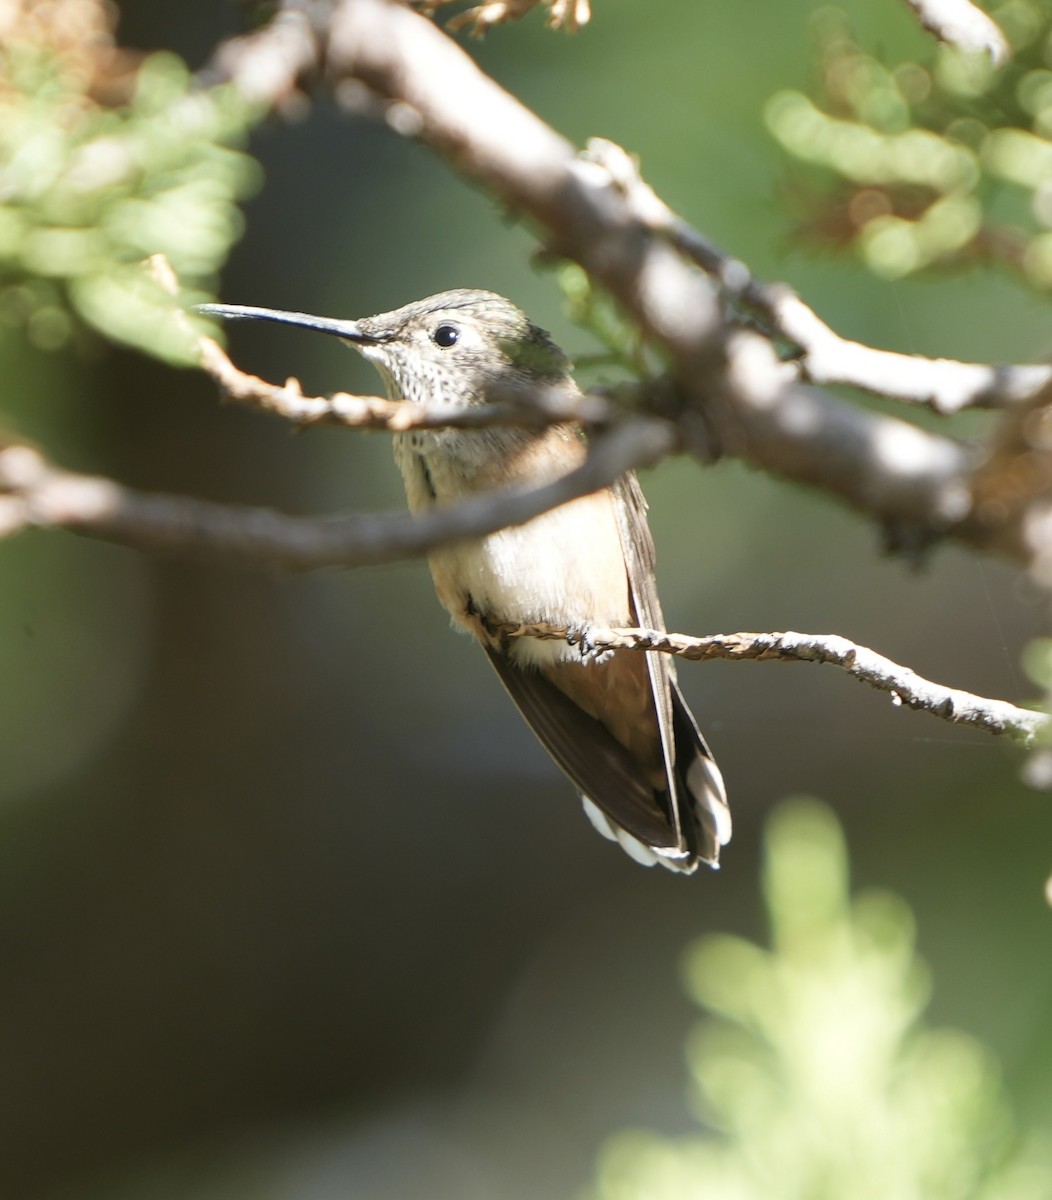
[198,290,730,872]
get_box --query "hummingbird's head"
[353,289,573,409]
[196,290,574,411]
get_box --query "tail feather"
[671,681,731,868]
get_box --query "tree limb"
[498,621,1046,743]
[192,0,1052,564]
[0,421,674,568]
[584,139,1051,415]
[309,0,1030,560]
[202,2,1040,422]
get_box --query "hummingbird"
[197,290,730,873]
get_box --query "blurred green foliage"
[765,1,1052,287]
[0,2,260,364]
[588,799,1050,1200]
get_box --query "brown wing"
[483,647,683,848]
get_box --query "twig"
[0,421,674,567]
[498,622,1046,743]
[165,251,614,432]
[197,336,614,431]
[581,138,1052,416]
[902,0,1010,65]
[762,293,1052,415]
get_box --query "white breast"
[393,430,632,668]
[434,489,631,668]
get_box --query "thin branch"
[0,421,674,567]
[202,4,320,111]
[165,253,612,432]
[498,621,1046,743]
[765,292,1052,415]
[902,0,1010,65]
[197,336,614,431]
[581,138,1052,415]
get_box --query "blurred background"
[3,0,1052,1196]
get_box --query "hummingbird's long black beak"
[195,303,380,343]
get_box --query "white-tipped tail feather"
[580,792,722,875]
[581,796,668,869]
[688,754,732,850]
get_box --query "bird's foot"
[566,623,615,666]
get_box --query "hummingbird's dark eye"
[432,323,459,348]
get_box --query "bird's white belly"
[434,490,632,668]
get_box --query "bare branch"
[200,12,1031,423]
[902,0,1010,65]
[0,421,673,568]
[325,0,727,366]
[200,4,320,111]
[719,329,981,545]
[3,426,1036,743]
[197,336,614,431]
[201,3,1037,431]
[498,621,1046,743]
[765,293,1051,415]
[582,138,1052,416]
[311,0,1019,554]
